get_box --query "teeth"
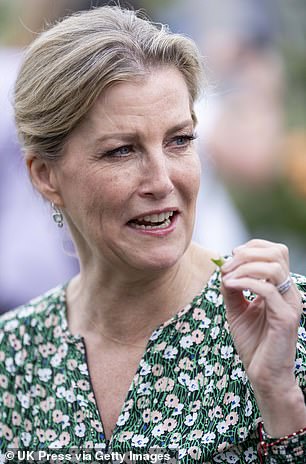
[140,211,174,223]
[132,218,171,230]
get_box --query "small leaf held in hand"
[211,257,226,268]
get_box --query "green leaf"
[211,257,226,268]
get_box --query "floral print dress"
[0,270,305,463]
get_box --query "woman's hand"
[221,239,306,436]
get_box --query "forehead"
[84,67,192,133]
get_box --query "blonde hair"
[14,5,203,161]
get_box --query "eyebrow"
[164,120,194,136]
[92,119,194,146]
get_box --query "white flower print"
[244,447,257,462]
[295,358,305,372]
[61,415,70,429]
[169,432,181,443]
[76,394,88,407]
[216,421,229,434]
[179,335,194,349]
[220,346,234,359]
[56,386,66,399]
[238,427,248,440]
[23,333,31,345]
[245,400,253,417]
[298,326,306,341]
[15,350,26,366]
[199,317,212,329]
[152,424,164,437]
[172,403,184,416]
[117,411,130,426]
[137,382,151,395]
[65,390,76,403]
[49,440,62,449]
[122,399,134,411]
[16,391,30,409]
[32,405,40,416]
[224,451,240,463]
[178,449,187,459]
[75,423,86,437]
[150,328,162,341]
[202,432,216,444]
[178,372,190,386]
[5,358,16,374]
[168,442,180,450]
[78,363,88,375]
[188,379,199,392]
[204,364,214,376]
[206,290,218,303]
[163,345,178,360]
[230,367,244,380]
[37,368,52,382]
[4,319,19,331]
[139,361,151,376]
[21,432,31,447]
[205,380,214,394]
[210,326,220,339]
[132,434,149,447]
[216,294,224,307]
[184,413,197,427]
[198,356,207,366]
[51,353,62,367]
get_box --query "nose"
[139,151,174,200]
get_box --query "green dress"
[0,269,305,463]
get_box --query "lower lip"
[127,214,179,237]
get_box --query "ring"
[276,275,292,295]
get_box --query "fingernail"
[221,257,233,271]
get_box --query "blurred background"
[0,0,305,312]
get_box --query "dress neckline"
[58,267,221,343]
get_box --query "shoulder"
[0,284,66,341]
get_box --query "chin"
[130,247,187,273]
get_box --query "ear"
[26,153,64,207]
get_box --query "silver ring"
[276,275,292,295]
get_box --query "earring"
[51,202,64,228]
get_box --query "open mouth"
[128,211,177,230]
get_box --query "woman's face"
[51,66,201,273]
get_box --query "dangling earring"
[51,202,64,228]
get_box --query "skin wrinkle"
[37,66,209,342]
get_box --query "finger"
[222,245,289,273]
[222,261,287,286]
[221,281,248,313]
[235,239,288,251]
[223,277,301,317]
[233,241,289,262]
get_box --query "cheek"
[180,155,201,201]
[87,172,132,218]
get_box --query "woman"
[0,6,305,463]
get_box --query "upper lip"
[128,207,179,222]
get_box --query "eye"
[170,134,197,149]
[104,145,133,157]
[176,136,191,146]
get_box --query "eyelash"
[172,133,197,147]
[102,133,197,159]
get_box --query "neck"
[66,243,215,345]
